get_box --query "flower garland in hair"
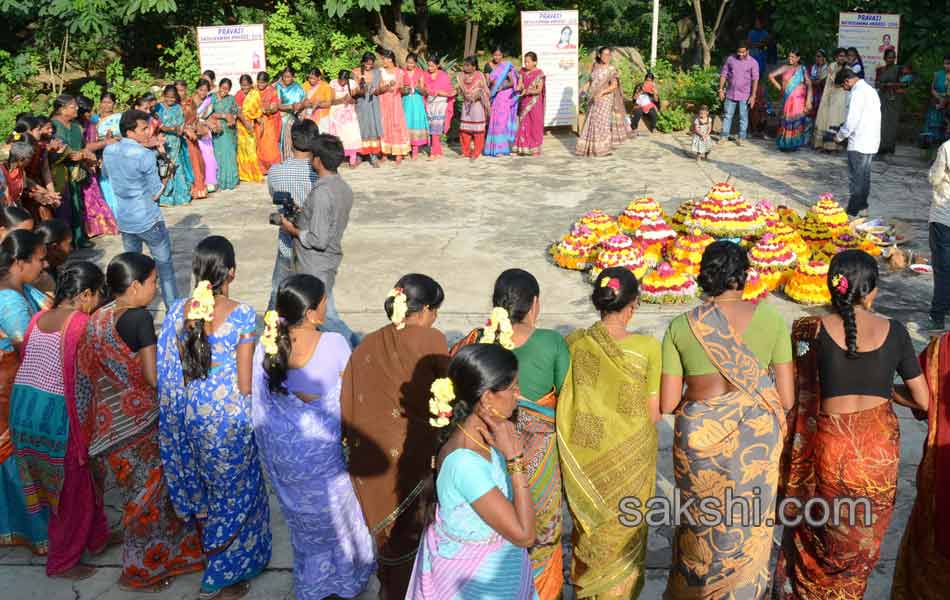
[831,274,849,295]
[261,310,280,356]
[189,281,215,322]
[480,306,515,350]
[428,377,455,427]
[600,277,621,293]
[388,287,409,330]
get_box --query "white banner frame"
[837,13,900,86]
[520,10,579,127]
[196,24,267,91]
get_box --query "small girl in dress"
[691,104,713,161]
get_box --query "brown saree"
[341,323,449,600]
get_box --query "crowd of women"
[0,215,946,599]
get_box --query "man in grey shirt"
[280,133,359,346]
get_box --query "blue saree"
[276,82,306,160]
[157,300,271,594]
[155,103,194,207]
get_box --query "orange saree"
[182,100,207,200]
[253,86,281,173]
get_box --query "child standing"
[691,104,714,160]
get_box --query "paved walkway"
[0,131,936,599]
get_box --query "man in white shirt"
[835,68,881,216]
[927,138,950,330]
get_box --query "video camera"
[822,125,843,144]
[269,191,300,226]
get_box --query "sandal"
[198,581,251,600]
[53,564,97,581]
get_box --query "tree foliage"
[0,0,177,35]
[265,2,316,75]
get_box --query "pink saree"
[513,68,545,155]
[80,120,117,237]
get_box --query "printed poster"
[521,11,579,127]
[197,24,266,90]
[837,13,900,86]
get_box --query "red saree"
[255,86,282,173]
[182,100,207,200]
[76,303,204,588]
[774,317,899,599]
[891,333,950,599]
[513,68,545,156]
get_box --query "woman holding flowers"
[450,268,568,600]
[405,343,536,598]
[75,253,203,591]
[157,236,271,599]
[341,274,449,600]
[252,274,374,599]
[557,267,660,599]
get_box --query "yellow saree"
[557,322,659,599]
[235,88,264,183]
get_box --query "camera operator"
[266,119,318,310]
[280,133,359,347]
[102,109,178,309]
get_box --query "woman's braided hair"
[828,250,878,358]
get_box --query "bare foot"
[53,564,97,581]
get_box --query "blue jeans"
[846,151,874,215]
[930,222,950,325]
[721,98,749,139]
[121,220,179,310]
[267,231,294,311]
[313,269,360,348]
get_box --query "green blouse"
[513,328,570,402]
[661,302,792,376]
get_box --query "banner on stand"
[837,13,900,86]
[197,24,266,91]
[521,11,579,127]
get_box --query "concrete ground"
[0,131,936,599]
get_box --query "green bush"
[265,2,316,76]
[159,37,202,86]
[656,106,691,133]
[318,31,374,80]
[104,59,154,107]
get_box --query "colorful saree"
[51,119,88,246]
[355,68,384,156]
[341,324,450,600]
[210,93,239,190]
[10,310,110,575]
[0,286,49,554]
[75,303,204,588]
[891,333,950,599]
[776,66,812,151]
[923,70,949,144]
[154,103,194,206]
[182,100,207,200]
[251,337,375,599]
[252,86,282,174]
[276,81,306,160]
[576,65,631,157]
[93,113,120,215]
[234,89,264,183]
[80,118,118,237]
[402,68,430,146]
[773,318,899,600]
[195,95,218,189]
[664,304,786,599]
[557,323,658,599]
[484,62,520,156]
[513,68,546,156]
[380,68,411,157]
[158,300,271,594]
[425,69,455,137]
[303,79,333,131]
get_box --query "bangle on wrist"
[506,453,524,463]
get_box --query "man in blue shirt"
[103,110,178,308]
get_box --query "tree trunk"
[464,20,473,57]
[471,22,479,58]
[413,0,429,45]
[372,0,413,65]
[692,0,731,68]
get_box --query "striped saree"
[557,322,657,599]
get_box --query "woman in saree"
[922,56,950,146]
[1,140,31,206]
[558,267,660,599]
[513,52,546,157]
[210,79,239,191]
[354,52,384,165]
[402,53,430,160]
[302,68,333,132]
[49,94,90,248]
[175,80,208,201]
[234,75,264,183]
[252,274,375,599]
[773,250,929,600]
[253,71,282,174]
[814,48,850,152]
[457,56,491,160]
[92,92,121,215]
[157,235,271,599]
[484,48,520,157]
[576,47,631,157]
[449,268,567,600]
[808,50,829,119]
[769,50,813,151]
[341,274,449,600]
[75,252,204,591]
[405,344,536,599]
[659,241,794,599]
[328,70,363,168]
[0,205,34,239]
[193,79,218,194]
[378,50,411,163]
[276,67,307,161]
[155,85,195,207]
[75,95,118,238]
[424,55,455,160]
[21,115,62,222]
[876,50,908,155]
[10,261,107,580]
[891,331,950,599]
[0,231,49,556]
